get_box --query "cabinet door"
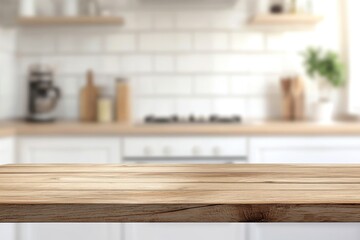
[124,224,246,240]
[19,137,121,163]
[0,138,16,240]
[18,137,122,240]
[19,224,120,240]
[249,223,360,240]
[249,137,360,240]
[0,137,15,164]
[250,137,360,163]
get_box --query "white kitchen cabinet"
[18,137,122,163]
[18,136,122,240]
[124,137,247,159]
[249,137,360,240]
[249,137,360,163]
[0,137,16,240]
[249,223,360,240]
[19,224,121,240]
[0,137,15,164]
[124,224,246,240]
[123,142,247,240]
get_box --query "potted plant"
[302,47,346,122]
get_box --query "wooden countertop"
[2,164,360,222]
[2,121,360,136]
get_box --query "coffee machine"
[27,65,61,122]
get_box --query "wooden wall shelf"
[18,16,124,26]
[250,14,323,26]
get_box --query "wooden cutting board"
[80,71,98,122]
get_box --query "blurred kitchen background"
[2,0,360,240]
[0,0,352,123]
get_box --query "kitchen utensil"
[281,76,305,121]
[27,64,61,122]
[116,78,131,123]
[270,0,285,13]
[80,70,98,122]
[292,76,305,120]
[281,77,293,120]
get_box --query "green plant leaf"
[302,47,346,88]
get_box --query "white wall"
[0,0,17,120]
[0,28,17,120]
[14,0,342,122]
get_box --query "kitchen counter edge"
[1,121,360,137]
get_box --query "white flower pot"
[313,100,335,123]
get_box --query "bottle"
[80,70,98,122]
[97,96,114,123]
[290,0,297,14]
[116,78,131,123]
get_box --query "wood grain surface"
[2,164,360,222]
[3,121,360,137]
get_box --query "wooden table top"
[3,121,360,136]
[2,164,360,222]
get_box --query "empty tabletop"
[1,164,360,222]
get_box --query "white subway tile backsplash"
[56,76,80,96]
[57,97,78,120]
[14,2,340,121]
[282,32,314,52]
[119,55,153,73]
[230,76,250,95]
[252,76,280,95]
[139,33,192,52]
[176,54,214,73]
[253,54,285,73]
[135,98,176,122]
[57,56,100,74]
[194,33,229,51]
[194,75,229,95]
[213,54,250,73]
[211,11,246,29]
[135,76,155,95]
[100,56,121,74]
[57,35,103,53]
[0,96,16,120]
[18,34,56,53]
[246,97,281,120]
[176,12,212,29]
[0,55,15,96]
[213,98,247,116]
[230,33,264,51]
[154,13,175,30]
[104,33,136,52]
[154,55,175,72]
[154,76,192,95]
[121,12,154,30]
[266,33,285,51]
[0,29,16,52]
[175,98,212,116]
